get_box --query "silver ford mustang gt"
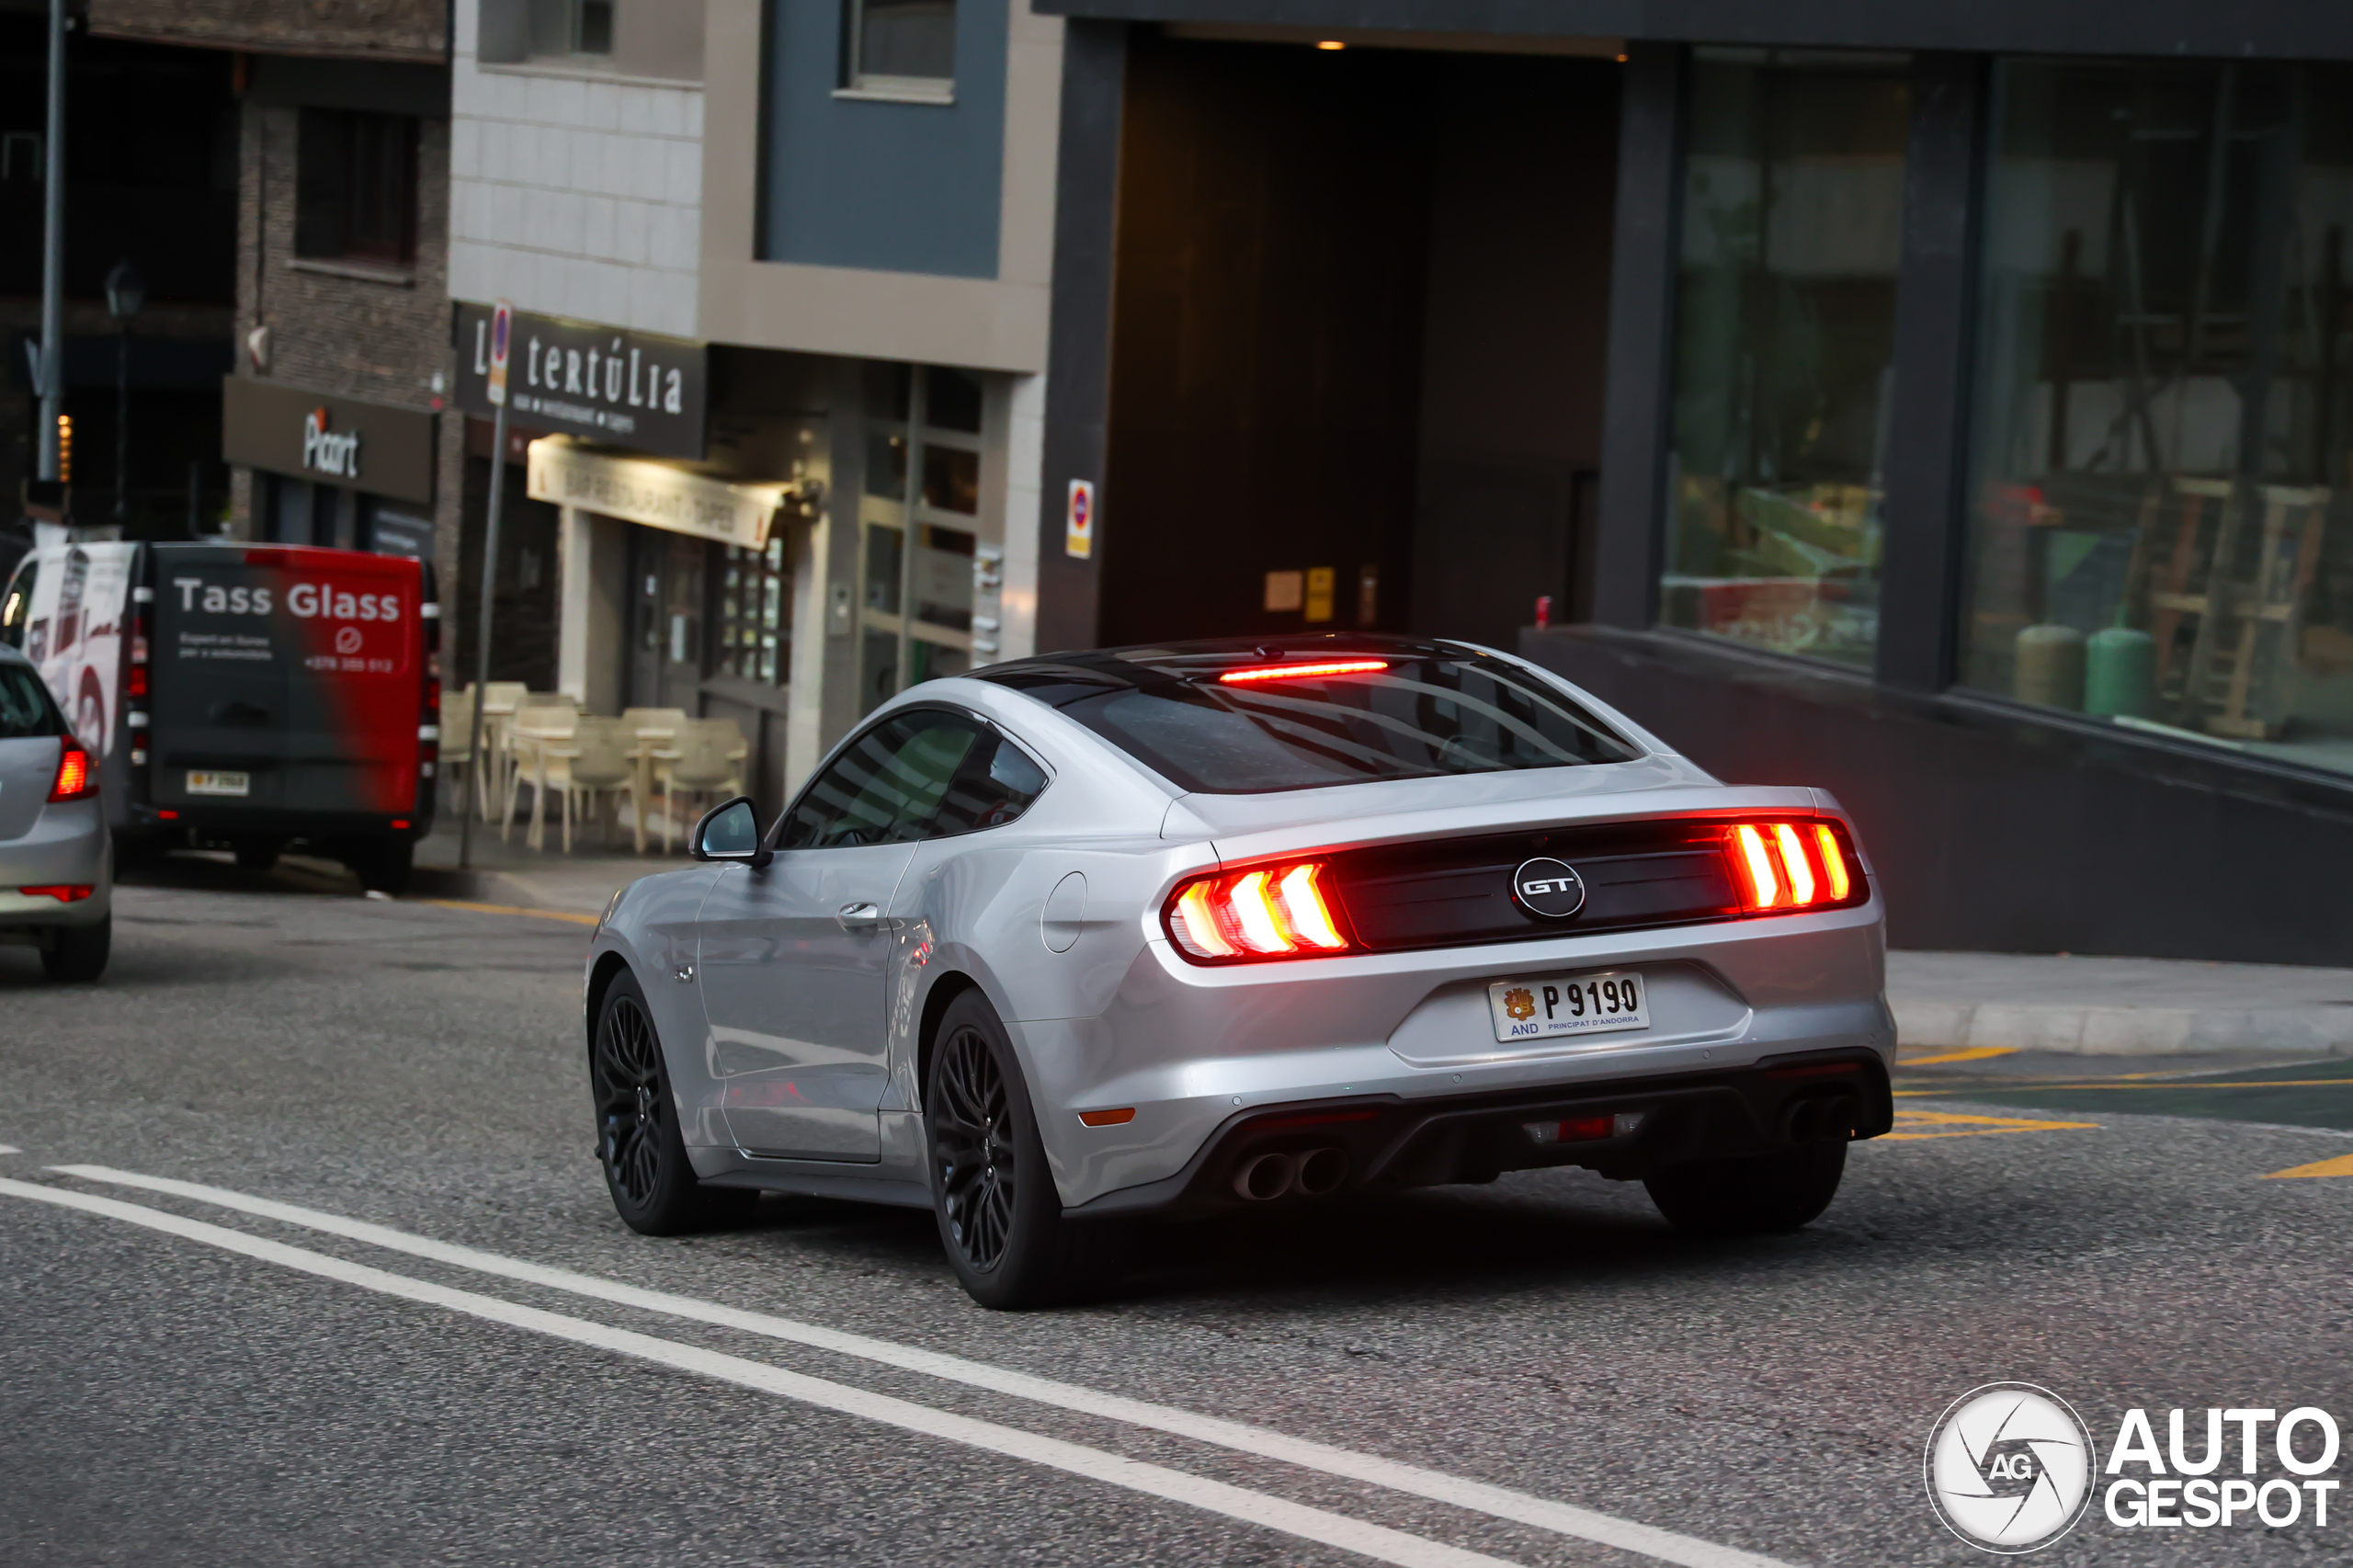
[585,635,1893,1308]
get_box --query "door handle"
[835,902,881,931]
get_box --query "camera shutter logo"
[1511,857,1586,919]
[1925,1383,2097,1553]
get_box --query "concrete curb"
[1891,1000,2353,1057]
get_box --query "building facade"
[85,0,468,623]
[447,0,1063,802]
[8,9,239,559]
[1023,1,2353,964]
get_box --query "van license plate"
[1487,971,1649,1044]
[186,770,250,797]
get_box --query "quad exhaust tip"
[1233,1146,1350,1201]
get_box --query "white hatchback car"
[585,636,1892,1307]
[0,642,110,982]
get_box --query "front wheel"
[926,990,1117,1309]
[592,971,752,1234]
[1644,1142,1847,1237]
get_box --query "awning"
[525,437,796,551]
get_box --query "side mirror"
[689,795,769,867]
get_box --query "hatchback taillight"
[49,744,96,802]
[1165,861,1353,961]
[1722,821,1861,913]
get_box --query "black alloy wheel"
[591,971,750,1234]
[924,989,1120,1309]
[931,1019,1017,1270]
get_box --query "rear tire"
[591,971,755,1235]
[1644,1142,1847,1237]
[41,915,110,983]
[345,837,413,895]
[926,990,1119,1309]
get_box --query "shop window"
[844,0,956,100]
[715,540,791,686]
[295,109,419,267]
[1963,60,2353,778]
[1659,51,1911,668]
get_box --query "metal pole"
[893,368,927,694]
[113,325,129,520]
[459,401,509,869]
[35,0,65,483]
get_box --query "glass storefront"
[1964,59,2353,776]
[1661,49,1911,667]
[858,363,989,712]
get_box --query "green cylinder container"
[2085,626,2156,719]
[2015,623,2086,711]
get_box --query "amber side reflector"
[1078,1108,1136,1128]
[1217,659,1389,685]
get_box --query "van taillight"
[1722,821,1864,914]
[1165,861,1352,961]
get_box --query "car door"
[697,708,999,1162]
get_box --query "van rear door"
[150,545,426,819]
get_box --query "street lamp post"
[106,260,145,525]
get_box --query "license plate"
[1486,970,1650,1044]
[186,770,250,797]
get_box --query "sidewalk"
[1889,950,2353,1058]
[409,812,691,915]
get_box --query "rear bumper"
[120,801,428,841]
[1070,1048,1893,1219]
[0,798,112,933]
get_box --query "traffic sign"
[487,300,513,407]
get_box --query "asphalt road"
[5,870,2352,1567]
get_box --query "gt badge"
[1511,857,1586,919]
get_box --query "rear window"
[0,663,65,740]
[985,652,1639,794]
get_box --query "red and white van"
[0,540,439,891]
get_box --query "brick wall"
[233,97,463,665]
[90,0,449,62]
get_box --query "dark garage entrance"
[1097,33,1620,653]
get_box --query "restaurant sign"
[455,301,707,460]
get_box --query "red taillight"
[1165,860,1353,961]
[49,744,95,801]
[127,664,148,698]
[1722,821,1862,914]
[1217,659,1389,685]
[19,884,94,903]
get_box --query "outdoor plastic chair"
[655,717,749,854]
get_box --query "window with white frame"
[844,0,956,100]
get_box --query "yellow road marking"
[416,899,599,927]
[2262,1152,2353,1180]
[1898,1047,2019,1067]
[1880,1110,2100,1141]
[1897,1077,2353,1096]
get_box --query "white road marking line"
[0,1145,18,1155]
[53,1165,1792,1568]
[0,1175,1514,1568]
